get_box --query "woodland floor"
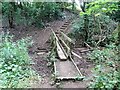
[9,11,94,88]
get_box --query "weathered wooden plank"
[52,30,68,60]
[54,61,57,77]
[60,31,74,44]
[70,55,83,76]
[71,52,82,59]
[56,42,68,60]
[56,76,84,80]
[59,37,82,59]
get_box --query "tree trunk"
[118,23,120,45]
[84,14,89,42]
[8,2,14,28]
[81,2,89,43]
[72,0,75,11]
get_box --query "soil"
[8,11,94,88]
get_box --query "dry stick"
[79,49,93,53]
[96,36,106,46]
[84,42,93,49]
[69,54,83,76]
[72,52,82,59]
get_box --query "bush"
[71,14,117,47]
[89,65,119,89]
[2,2,63,28]
[88,44,120,89]
[88,46,117,64]
[0,34,34,88]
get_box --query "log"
[80,49,93,53]
[52,29,59,42]
[37,52,46,55]
[75,48,93,53]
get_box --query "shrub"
[0,34,34,88]
[71,14,117,47]
[88,44,118,64]
[2,2,63,28]
[89,65,119,89]
[88,44,120,89]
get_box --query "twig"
[96,36,106,46]
[84,42,93,49]
[71,52,82,59]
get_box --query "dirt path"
[9,11,94,88]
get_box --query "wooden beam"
[56,76,84,80]
[58,36,70,51]
[54,61,57,77]
[71,52,82,59]
[60,31,75,44]
[52,30,68,60]
[70,55,83,76]
[59,36,82,59]
[56,42,68,60]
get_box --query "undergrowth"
[70,14,117,47]
[0,34,40,88]
[88,44,120,89]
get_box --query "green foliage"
[80,0,119,15]
[46,35,57,67]
[71,14,117,46]
[0,34,36,88]
[70,0,120,89]
[89,65,119,89]
[88,44,120,89]
[2,2,63,28]
[71,15,84,40]
[80,0,120,23]
[88,44,118,64]
[73,0,119,47]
